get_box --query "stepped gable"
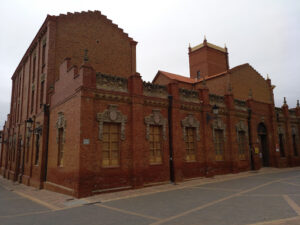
[12,10,136,79]
[55,10,135,42]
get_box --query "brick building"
[0,11,299,198]
[0,130,2,156]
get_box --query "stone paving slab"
[160,195,297,225]
[0,197,49,217]
[0,205,155,225]
[104,188,236,219]
[0,167,298,210]
[247,181,300,196]
[1,167,300,225]
[0,178,72,209]
[84,168,292,205]
[198,176,269,191]
[247,216,300,225]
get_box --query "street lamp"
[26,118,33,127]
[25,118,34,132]
[212,104,219,115]
[206,104,220,123]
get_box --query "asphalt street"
[1,169,300,225]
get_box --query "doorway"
[258,123,269,167]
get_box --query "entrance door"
[258,123,269,167]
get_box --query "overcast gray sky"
[1,0,300,128]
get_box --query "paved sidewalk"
[0,167,297,210]
[1,167,300,225]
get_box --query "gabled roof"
[153,63,251,85]
[153,70,195,83]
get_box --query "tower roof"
[190,42,227,53]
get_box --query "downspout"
[248,108,254,170]
[43,104,50,181]
[168,95,175,183]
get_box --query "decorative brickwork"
[96,73,128,93]
[181,114,200,141]
[145,109,167,140]
[212,118,226,142]
[1,11,299,198]
[143,82,168,99]
[56,112,66,144]
[97,105,127,141]
[234,100,247,111]
[236,121,248,137]
[209,94,225,107]
[278,126,285,135]
[179,89,199,103]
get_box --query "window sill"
[101,165,120,169]
[185,160,197,163]
[149,163,163,166]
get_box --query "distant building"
[0,11,299,198]
[0,130,2,155]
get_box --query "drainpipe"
[168,95,175,183]
[43,104,50,181]
[248,108,254,170]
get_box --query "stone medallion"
[109,110,117,121]
[154,113,161,124]
[188,115,194,126]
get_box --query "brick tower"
[188,37,229,79]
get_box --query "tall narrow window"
[32,56,36,82]
[42,42,46,72]
[185,127,196,161]
[8,145,11,161]
[12,144,15,162]
[197,71,201,79]
[238,131,247,160]
[26,128,31,163]
[9,138,12,162]
[102,123,120,167]
[12,137,16,162]
[215,129,224,161]
[35,134,40,165]
[149,125,162,164]
[293,134,298,156]
[58,127,64,166]
[279,134,285,157]
[17,102,20,124]
[31,90,34,113]
[40,81,44,107]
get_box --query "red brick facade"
[1,11,300,198]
